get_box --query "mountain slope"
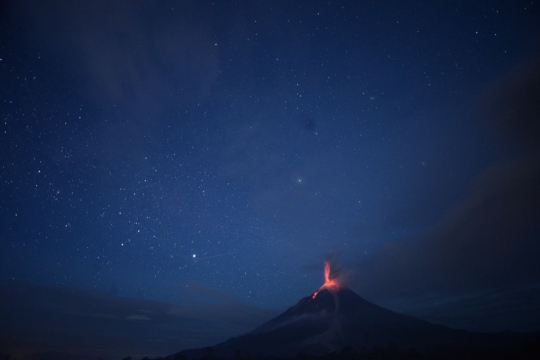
[169,288,536,359]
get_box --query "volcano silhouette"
[169,287,535,359]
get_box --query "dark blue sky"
[1,1,540,359]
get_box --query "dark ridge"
[167,287,539,360]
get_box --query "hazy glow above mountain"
[312,260,342,299]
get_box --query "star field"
[1,1,540,358]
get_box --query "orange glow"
[312,260,342,298]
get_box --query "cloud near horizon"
[0,281,277,360]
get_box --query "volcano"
[169,266,537,359]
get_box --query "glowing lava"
[312,260,342,299]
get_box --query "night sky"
[1,1,540,359]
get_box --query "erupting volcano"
[168,261,536,360]
[312,260,342,299]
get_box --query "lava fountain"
[312,260,342,299]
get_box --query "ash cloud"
[324,252,357,288]
[479,58,540,153]
[354,60,540,307]
[302,252,348,287]
[325,253,343,281]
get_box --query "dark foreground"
[157,339,540,360]
[2,337,539,360]
[166,288,540,360]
